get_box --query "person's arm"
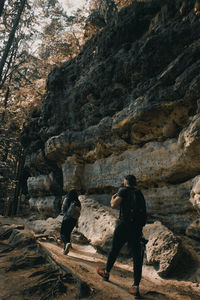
[110,193,123,208]
[61,196,69,214]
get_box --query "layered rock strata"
[21,0,200,239]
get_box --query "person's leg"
[132,236,142,286]
[106,222,127,272]
[128,230,143,297]
[61,217,76,253]
[60,218,68,246]
[97,222,127,280]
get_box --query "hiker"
[97,175,147,298]
[60,189,81,255]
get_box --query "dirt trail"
[0,216,200,300]
[38,241,200,300]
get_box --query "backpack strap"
[128,188,137,222]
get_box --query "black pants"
[106,221,143,286]
[60,216,77,246]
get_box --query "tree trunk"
[1,87,10,122]
[0,45,17,89]
[0,0,26,82]
[0,0,5,16]
[11,148,25,216]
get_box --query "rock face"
[29,196,61,217]
[144,222,184,276]
[21,0,200,238]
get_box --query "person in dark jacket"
[60,189,81,255]
[97,175,147,298]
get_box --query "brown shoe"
[96,267,109,281]
[129,285,141,298]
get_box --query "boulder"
[27,216,62,235]
[143,222,184,277]
[78,195,118,252]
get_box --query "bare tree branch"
[16,70,32,84]
[0,0,27,82]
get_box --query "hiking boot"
[129,285,141,298]
[63,243,71,255]
[96,267,109,281]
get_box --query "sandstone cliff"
[21,0,200,250]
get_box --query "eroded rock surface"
[78,195,118,252]
[20,0,200,236]
[144,222,185,277]
[18,0,200,285]
[190,175,200,214]
[186,175,200,239]
[29,196,61,217]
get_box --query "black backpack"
[62,196,81,220]
[66,201,81,220]
[120,187,147,227]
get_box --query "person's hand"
[112,193,117,200]
[110,194,122,208]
